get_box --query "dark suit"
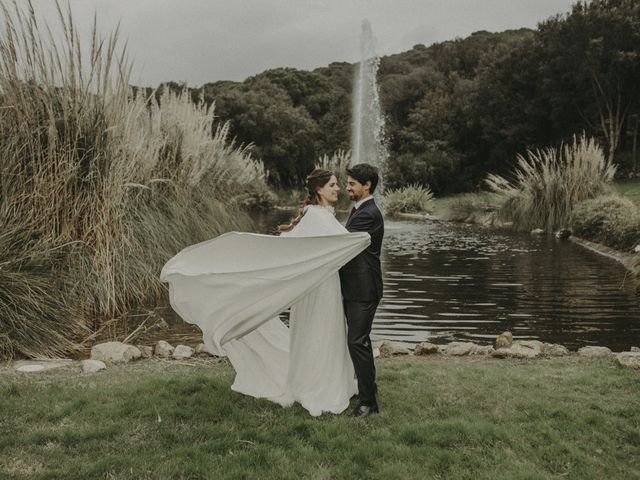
[339,198,384,407]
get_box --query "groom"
[340,163,384,417]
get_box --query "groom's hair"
[346,163,379,193]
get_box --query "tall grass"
[0,1,267,358]
[316,149,351,209]
[486,135,616,232]
[382,183,434,216]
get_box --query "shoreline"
[396,210,640,278]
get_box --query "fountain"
[351,19,387,191]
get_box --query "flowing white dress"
[160,205,369,416]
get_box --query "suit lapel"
[346,199,374,228]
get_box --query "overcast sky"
[27,0,575,87]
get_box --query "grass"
[0,2,267,359]
[614,180,640,205]
[572,194,640,251]
[1,356,639,479]
[486,135,616,232]
[382,184,434,216]
[435,192,500,223]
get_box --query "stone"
[531,229,545,235]
[14,359,72,373]
[631,346,640,353]
[474,345,495,355]
[555,228,572,239]
[154,340,175,358]
[578,346,613,358]
[379,341,411,358]
[492,340,544,359]
[494,331,513,349]
[444,342,478,356]
[414,342,440,356]
[82,359,106,373]
[543,343,570,356]
[172,345,195,360]
[91,342,141,364]
[137,346,153,359]
[616,352,640,370]
[195,343,215,356]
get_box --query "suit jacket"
[339,198,384,302]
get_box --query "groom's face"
[346,176,369,201]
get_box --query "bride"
[160,169,370,416]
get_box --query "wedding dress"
[160,205,369,416]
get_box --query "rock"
[494,331,513,349]
[14,359,72,373]
[444,342,478,356]
[474,345,495,355]
[414,342,440,356]
[578,346,613,358]
[555,228,572,239]
[195,343,214,356]
[82,359,106,373]
[492,340,544,359]
[91,342,141,364]
[137,346,153,359]
[531,228,545,235]
[543,343,570,356]
[154,340,175,358]
[631,346,640,353]
[616,352,640,370]
[372,347,380,358]
[172,345,195,360]
[379,341,411,358]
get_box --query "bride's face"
[317,175,340,205]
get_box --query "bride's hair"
[277,169,334,233]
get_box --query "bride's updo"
[277,169,334,233]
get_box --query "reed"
[317,149,352,209]
[382,183,434,216]
[0,1,266,358]
[486,135,616,232]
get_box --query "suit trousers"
[343,299,379,406]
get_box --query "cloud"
[25,0,574,86]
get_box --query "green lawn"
[614,180,640,205]
[1,356,639,479]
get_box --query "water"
[256,210,640,351]
[141,211,639,351]
[351,20,387,187]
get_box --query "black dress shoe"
[352,403,379,417]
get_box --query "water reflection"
[378,219,639,350]
[155,210,639,351]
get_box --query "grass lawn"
[430,191,500,219]
[614,180,640,205]
[1,356,639,480]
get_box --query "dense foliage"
[174,0,640,194]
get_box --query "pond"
[256,210,640,351]
[139,209,640,351]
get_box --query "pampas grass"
[0,1,266,358]
[382,184,434,216]
[486,134,616,232]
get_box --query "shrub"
[0,3,265,358]
[440,193,498,223]
[486,135,616,231]
[571,195,640,251]
[382,184,434,216]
